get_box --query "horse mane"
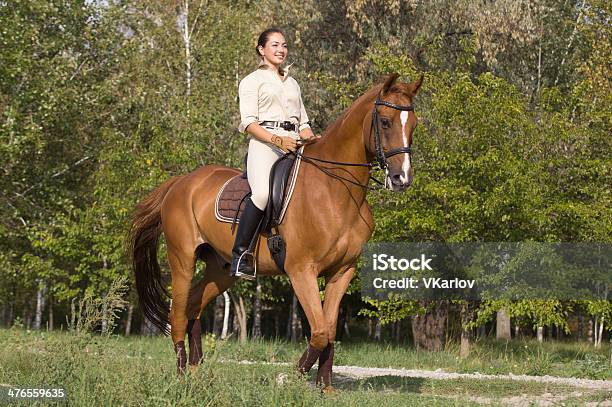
[321,83,383,137]
[320,77,415,138]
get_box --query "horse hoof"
[174,340,187,376]
[321,385,336,394]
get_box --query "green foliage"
[1,0,609,344]
[67,277,128,335]
[359,295,421,325]
[581,300,612,332]
[470,300,571,333]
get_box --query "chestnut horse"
[129,73,422,390]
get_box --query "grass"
[0,328,610,406]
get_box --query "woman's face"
[259,32,287,68]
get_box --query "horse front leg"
[318,266,356,392]
[287,266,330,375]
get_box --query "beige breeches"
[247,130,298,210]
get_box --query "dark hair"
[256,27,286,77]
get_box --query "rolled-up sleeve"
[297,85,310,131]
[238,75,259,133]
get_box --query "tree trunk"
[367,318,373,339]
[554,0,585,86]
[101,293,108,334]
[141,317,159,336]
[514,324,520,338]
[33,281,47,330]
[251,280,262,339]
[231,293,248,345]
[7,295,14,326]
[179,0,192,101]
[460,328,471,358]
[344,304,351,339]
[374,318,382,341]
[212,295,224,337]
[48,296,54,331]
[336,306,346,341]
[537,326,544,343]
[274,309,280,338]
[588,317,594,343]
[221,292,230,339]
[460,302,473,358]
[290,294,302,342]
[24,301,32,329]
[125,303,134,336]
[597,316,604,348]
[547,325,553,340]
[496,309,511,340]
[594,316,604,348]
[394,320,401,343]
[477,325,486,339]
[411,301,448,351]
[286,301,291,340]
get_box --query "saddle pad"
[215,175,251,222]
[214,148,303,225]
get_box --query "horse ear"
[382,73,400,94]
[409,74,424,96]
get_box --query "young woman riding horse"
[232,27,319,279]
[130,35,423,390]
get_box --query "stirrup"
[234,251,256,280]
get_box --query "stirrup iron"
[233,251,257,280]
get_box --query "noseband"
[371,93,415,171]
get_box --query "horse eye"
[381,118,391,129]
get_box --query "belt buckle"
[281,121,292,131]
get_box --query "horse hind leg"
[167,245,197,375]
[185,245,236,370]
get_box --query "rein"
[289,91,415,190]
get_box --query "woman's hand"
[299,127,318,140]
[297,135,320,147]
[271,135,298,152]
[298,127,321,146]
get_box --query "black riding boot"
[230,197,264,278]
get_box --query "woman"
[231,28,319,278]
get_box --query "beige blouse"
[238,62,310,134]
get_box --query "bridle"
[371,93,415,172]
[291,90,415,190]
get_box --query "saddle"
[214,147,304,271]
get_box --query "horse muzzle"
[387,169,413,191]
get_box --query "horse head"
[368,73,423,192]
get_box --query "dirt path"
[332,364,612,390]
[235,360,612,390]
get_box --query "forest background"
[1,0,610,352]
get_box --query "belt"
[259,121,298,132]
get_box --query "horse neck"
[306,90,377,188]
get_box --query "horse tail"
[129,176,181,335]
